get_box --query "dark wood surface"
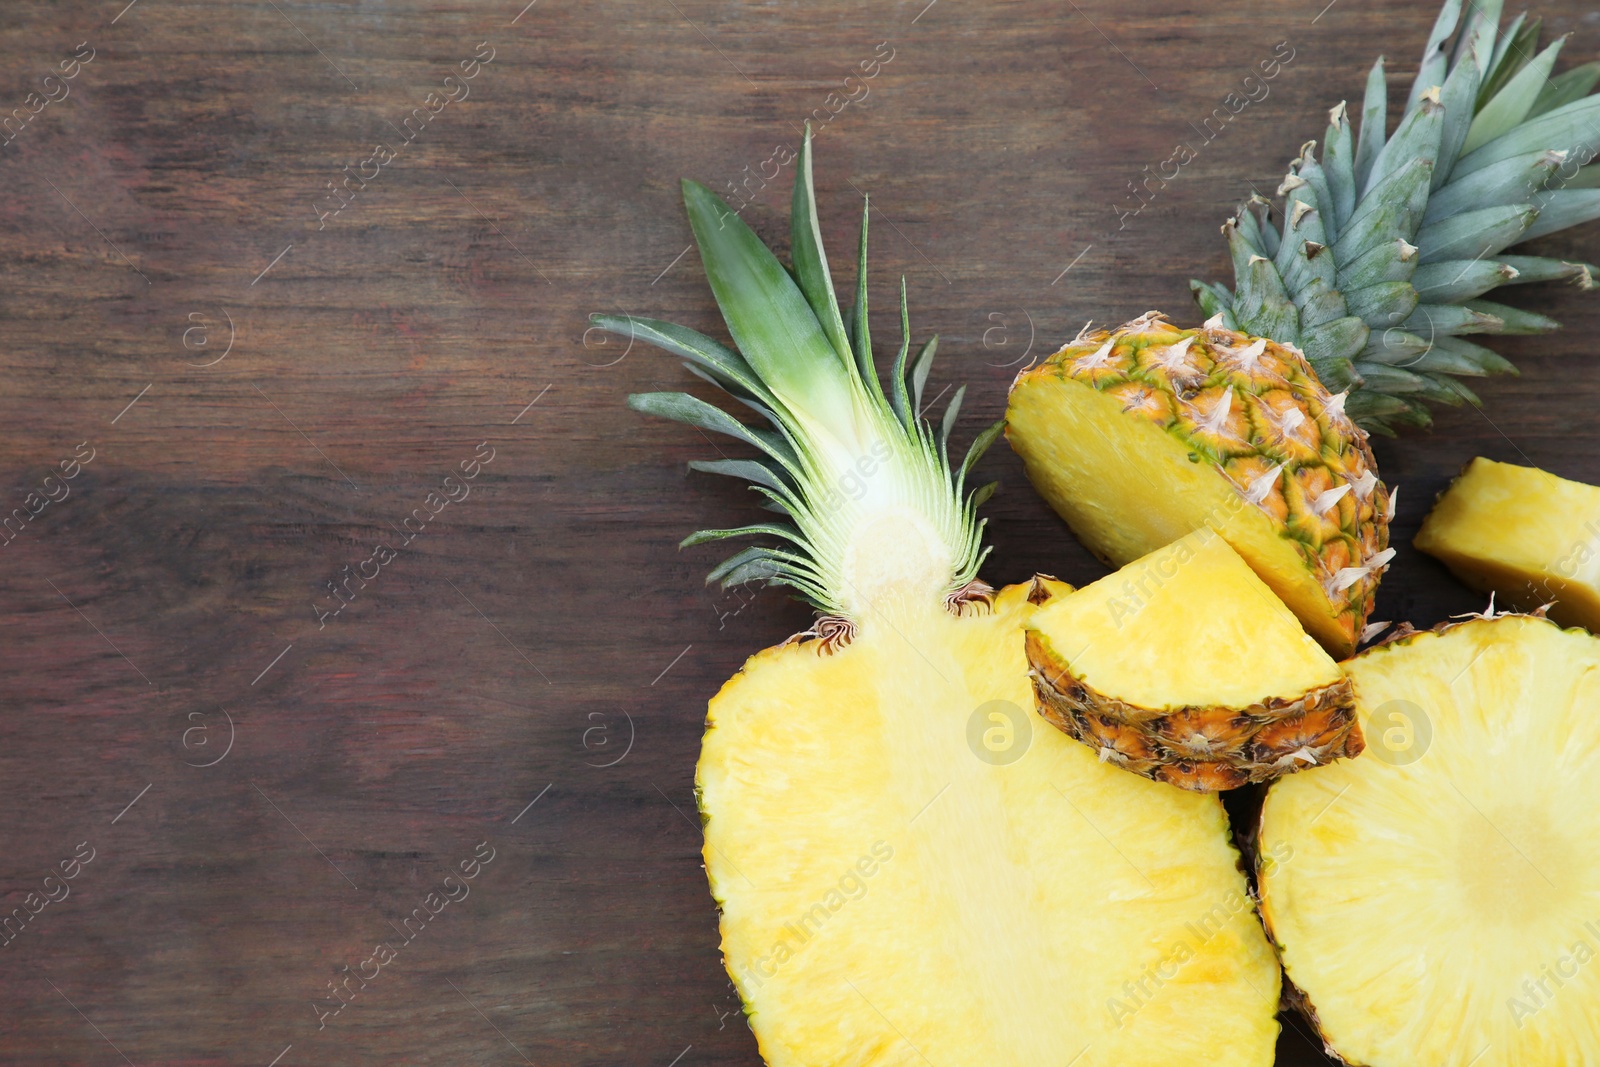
[3,2,1597,1064]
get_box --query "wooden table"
[2,1,1595,1063]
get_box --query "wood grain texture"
[2,1,1597,1064]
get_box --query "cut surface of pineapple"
[1026,529,1359,791]
[1259,615,1600,1066]
[1416,456,1600,630]
[701,581,1282,1066]
[620,126,1283,1067]
[1007,316,1390,660]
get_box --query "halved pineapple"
[1417,456,1600,630]
[1027,529,1360,791]
[1259,613,1600,1065]
[612,128,1282,1065]
[704,581,1282,1065]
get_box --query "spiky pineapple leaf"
[607,126,994,617]
[1205,0,1600,432]
[789,134,854,373]
[961,418,1007,478]
[688,458,794,493]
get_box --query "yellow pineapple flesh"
[702,581,1283,1065]
[1026,529,1359,791]
[1416,457,1600,630]
[1259,614,1600,1066]
[1007,312,1392,660]
[619,128,1286,1067]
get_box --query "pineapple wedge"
[1259,613,1600,1065]
[1008,316,1391,662]
[1416,456,1600,630]
[1027,529,1360,791]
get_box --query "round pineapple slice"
[1027,529,1361,791]
[701,581,1283,1066]
[1259,614,1600,1065]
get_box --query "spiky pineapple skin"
[1009,312,1392,657]
[1023,530,1361,791]
[1028,628,1361,791]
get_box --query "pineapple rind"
[1007,315,1390,658]
[1024,532,1361,791]
[1029,628,1359,791]
[699,580,1282,1065]
[1260,614,1600,1067]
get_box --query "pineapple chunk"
[1260,615,1600,1066]
[700,580,1282,1065]
[1416,457,1600,630]
[1026,530,1359,790]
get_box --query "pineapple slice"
[608,128,1282,1065]
[1259,614,1600,1065]
[1416,457,1600,630]
[704,581,1282,1066]
[1026,529,1360,791]
[1007,315,1391,661]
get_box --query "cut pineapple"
[1007,316,1391,660]
[1010,0,1600,662]
[1416,456,1600,630]
[1027,529,1359,790]
[1259,614,1600,1066]
[607,127,1282,1065]
[704,581,1282,1066]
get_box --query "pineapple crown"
[1196,0,1600,435]
[600,127,1000,621]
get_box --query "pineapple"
[1417,456,1600,629]
[1008,0,1600,666]
[1258,611,1600,1065]
[601,129,1282,1065]
[1027,529,1360,792]
[1008,315,1390,659]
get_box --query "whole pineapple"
[604,130,1281,1065]
[1009,0,1600,666]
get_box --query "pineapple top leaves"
[600,127,1000,622]
[1196,0,1600,435]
